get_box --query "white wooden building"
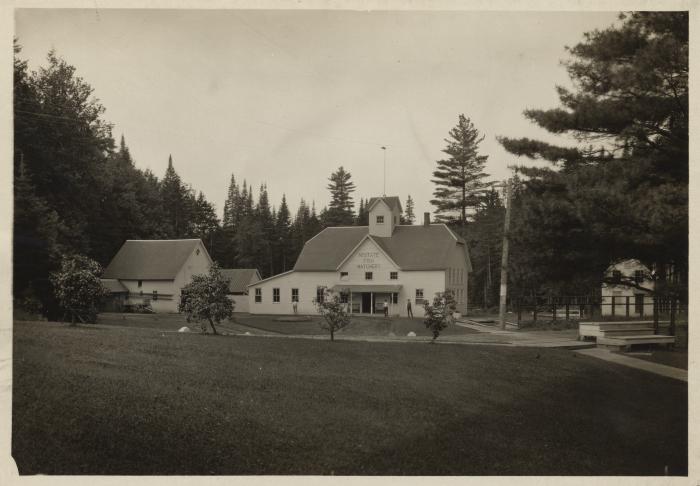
[102,239,212,313]
[248,196,471,317]
[601,259,655,317]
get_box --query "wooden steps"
[578,321,675,350]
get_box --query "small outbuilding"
[102,239,213,313]
[601,259,655,317]
[220,268,262,313]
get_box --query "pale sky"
[15,9,621,219]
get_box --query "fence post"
[670,299,676,336]
[517,298,522,325]
[653,295,659,334]
[565,301,570,320]
[552,298,557,322]
[625,296,630,317]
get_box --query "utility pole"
[498,179,512,330]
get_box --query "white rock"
[178,326,191,333]
[407,331,417,337]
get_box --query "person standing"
[383,299,389,317]
[407,298,413,318]
[293,301,298,315]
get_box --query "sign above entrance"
[357,251,381,270]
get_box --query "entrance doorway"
[361,293,372,314]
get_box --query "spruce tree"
[403,195,416,224]
[275,194,292,272]
[161,155,187,237]
[222,174,239,231]
[430,115,490,233]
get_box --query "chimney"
[423,212,430,226]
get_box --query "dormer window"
[376,215,384,224]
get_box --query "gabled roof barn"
[103,239,209,280]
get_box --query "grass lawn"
[232,314,479,338]
[13,320,687,475]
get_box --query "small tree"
[423,290,457,342]
[178,264,234,334]
[50,255,108,325]
[315,289,351,341]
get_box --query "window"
[611,270,622,282]
[152,290,158,301]
[390,271,398,280]
[291,288,299,302]
[392,293,398,304]
[365,272,373,280]
[255,288,262,303]
[340,292,349,304]
[416,288,424,303]
[634,270,644,284]
[376,215,384,224]
[316,286,325,303]
[340,271,349,280]
[273,288,280,303]
[138,280,143,288]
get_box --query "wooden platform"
[578,321,675,350]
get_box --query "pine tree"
[430,114,490,233]
[499,12,688,297]
[324,166,356,226]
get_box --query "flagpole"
[381,146,387,196]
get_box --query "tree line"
[14,11,688,318]
[13,42,418,317]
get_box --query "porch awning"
[330,284,402,293]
